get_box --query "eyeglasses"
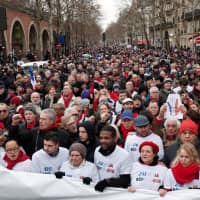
[6,147,19,153]
[0,110,7,113]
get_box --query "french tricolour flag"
[29,67,36,89]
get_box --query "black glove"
[55,171,65,179]
[95,179,108,192]
[83,177,92,185]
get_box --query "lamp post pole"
[102,32,106,57]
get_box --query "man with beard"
[94,125,132,192]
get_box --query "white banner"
[0,166,200,200]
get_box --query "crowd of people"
[0,46,200,195]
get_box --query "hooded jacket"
[78,121,98,162]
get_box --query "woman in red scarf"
[160,143,200,196]
[0,139,31,172]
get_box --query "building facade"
[125,0,200,50]
[151,0,200,49]
[0,0,58,59]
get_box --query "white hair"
[64,107,77,117]
[164,116,181,128]
[149,86,159,94]
[40,108,56,121]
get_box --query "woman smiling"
[128,141,167,192]
[160,143,200,196]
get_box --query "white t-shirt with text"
[94,145,132,180]
[31,147,69,174]
[125,133,164,162]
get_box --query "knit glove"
[94,179,108,192]
[54,171,65,179]
[83,177,92,185]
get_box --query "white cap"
[122,98,133,104]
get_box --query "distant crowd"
[0,46,200,195]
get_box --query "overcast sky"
[95,0,132,31]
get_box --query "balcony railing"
[182,9,200,21]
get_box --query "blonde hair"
[171,143,200,167]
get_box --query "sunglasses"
[0,110,7,113]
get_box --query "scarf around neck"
[26,117,37,129]
[63,93,74,108]
[3,150,29,170]
[120,124,135,140]
[172,161,199,184]
[40,123,57,132]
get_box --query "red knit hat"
[179,119,198,135]
[10,96,21,106]
[139,141,159,154]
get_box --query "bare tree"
[45,0,54,56]
[32,0,45,56]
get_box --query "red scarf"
[3,150,29,170]
[40,123,57,132]
[63,93,74,108]
[89,81,94,94]
[133,112,138,119]
[123,72,129,79]
[55,113,64,127]
[150,96,159,101]
[120,124,135,140]
[83,110,89,117]
[26,117,37,129]
[93,98,99,111]
[172,162,199,184]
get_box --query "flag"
[93,51,100,62]
[29,67,36,89]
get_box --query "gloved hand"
[94,179,107,192]
[54,171,65,179]
[83,177,92,185]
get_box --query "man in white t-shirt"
[125,115,164,163]
[94,125,132,192]
[31,132,69,174]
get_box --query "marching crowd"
[0,46,200,195]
